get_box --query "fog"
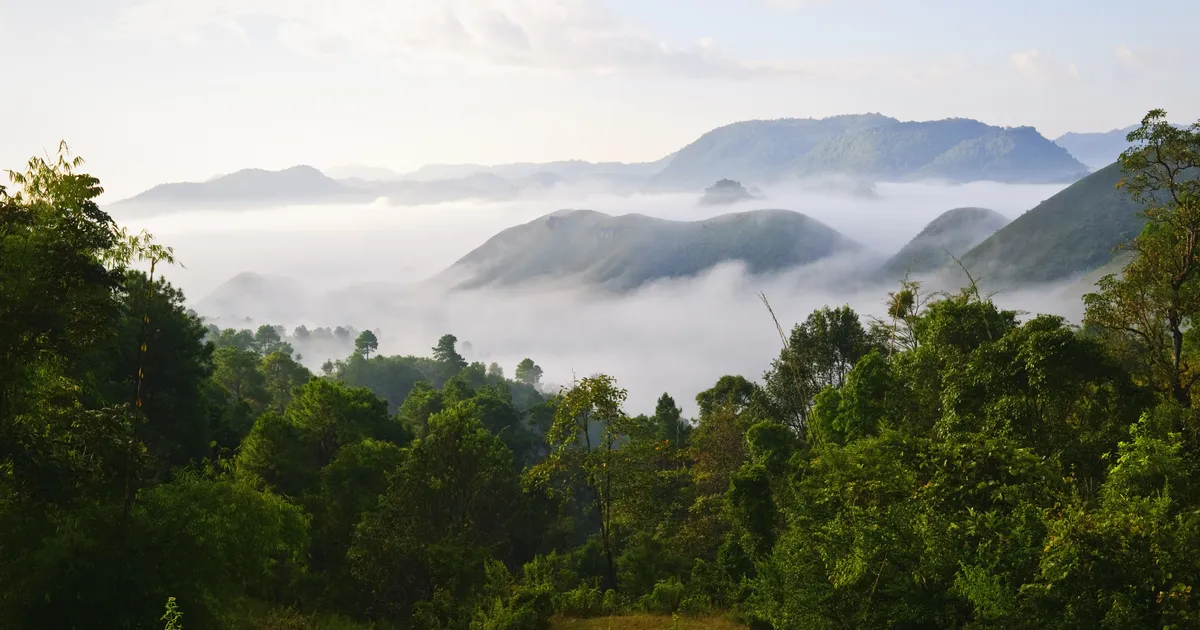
[113,180,1081,416]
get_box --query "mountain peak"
[879,207,1009,279]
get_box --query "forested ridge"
[2,111,1200,630]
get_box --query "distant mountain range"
[108,160,668,213]
[650,114,1088,189]
[1053,123,1187,171]
[124,165,350,206]
[1052,126,1140,171]
[110,113,1101,212]
[436,209,863,292]
[879,207,1010,280]
[191,153,1160,312]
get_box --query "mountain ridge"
[439,208,865,292]
[111,113,1091,210]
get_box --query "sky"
[3,0,1198,200]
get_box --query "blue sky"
[2,0,1196,200]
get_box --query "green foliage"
[434,334,469,371]
[163,597,184,630]
[350,406,522,619]
[515,358,544,386]
[761,305,874,431]
[354,330,379,358]
[11,123,1200,630]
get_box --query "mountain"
[194,272,314,322]
[1054,123,1188,171]
[651,114,1087,189]
[956,162,1144,285]
[879,207,1010,279]
[439,209,863,292]
[112,165,352,208]
[1053,126,1139,171]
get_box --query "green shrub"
[557,582,604,618]
[639,578,685,615]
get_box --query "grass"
[550,615,746,630]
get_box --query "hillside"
[879,207,1009,279]
[113,165,351,207]
[440,208,862,292]
[957,162,1144,285]
[652,114,1087,188]
[193,272,314,322]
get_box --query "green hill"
[879,207,1009,279]
[651,115,1087,188]
[440,209,862,292]
[957,161,1145,285]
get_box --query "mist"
[113,180,1081,416]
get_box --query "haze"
[120,181,1075,415]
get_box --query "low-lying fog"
[113,180,1081,416]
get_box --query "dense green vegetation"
[443,209,861,292]
[878,207,1009,279]
[651,114,1087,188]
[3,111,1200,630]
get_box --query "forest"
[1,110,1199,630]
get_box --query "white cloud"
[1115,44,1144,71]
[125,181,1075,416]
[115,0,775,78]
[1009,48,1079,84]
[114,0,967,83]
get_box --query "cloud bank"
[122,180,1078,416]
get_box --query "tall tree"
[761,305,873,432]
[350,407,521,619]
[532,374,634,591]
[433,334,468,370]
[355,330,379,358]
[1085,110,1200,406]
[514,358,543,386]
[260,350,311,414]
[212,346,266,404]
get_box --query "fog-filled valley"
[115,180,1075,415]
[13,2,1200,627]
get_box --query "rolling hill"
[439,209,863,292]
[956,161,1145,285]
[651,114,1087,188]
[879,207,1010,279]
